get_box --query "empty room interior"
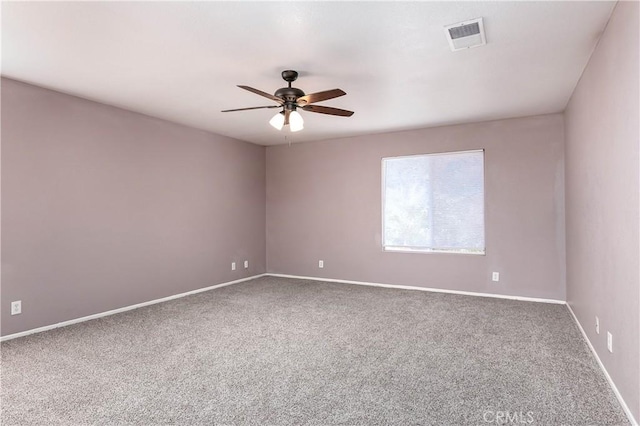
[1,1,639,425]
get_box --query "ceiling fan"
[221,70,354,132]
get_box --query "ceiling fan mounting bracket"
[281,70,298,84]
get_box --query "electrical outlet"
[596,316,600,334]
[492,272,500,282]
[244,260,249,269]
[231,262,236,271]
[607,332,613,353]
[318,260,324,269]
[11,300,22,316]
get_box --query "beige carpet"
[1,276,629,425]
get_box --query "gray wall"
[564,1,640,421]
[1,78,266,336]
[266,114,566,301]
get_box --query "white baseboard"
[266,273,566,304]
[566,303,638,426]
[0,274,267,342]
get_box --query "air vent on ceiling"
[444,18,486,52]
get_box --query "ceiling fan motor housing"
[274,87,305,105]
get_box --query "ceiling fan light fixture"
[289,110,304,132]
[269,111,285,130]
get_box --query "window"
[382,150,485,254]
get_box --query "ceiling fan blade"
[296,89,346,105]
[302,105,354,117]
[284,109,291,126]
[221,105,280,112]
[237,85,283,104]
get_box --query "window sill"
[383,247,486,255]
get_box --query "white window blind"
[382,150,485,254]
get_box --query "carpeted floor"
[1,276,630,425]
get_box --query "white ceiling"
[1,1,615,146]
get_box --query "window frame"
[381,149,486,255]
